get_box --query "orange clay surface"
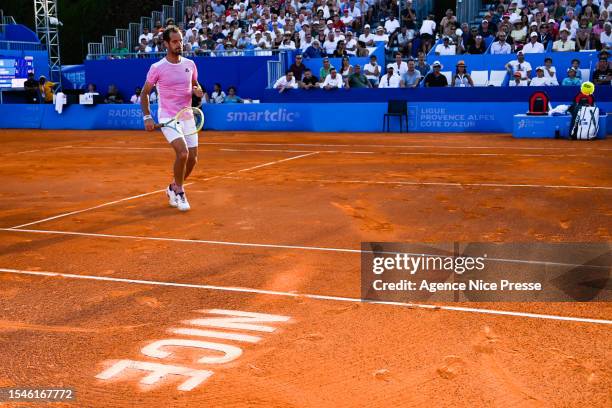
[0,129,610,408]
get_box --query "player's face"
[166,31,184,55]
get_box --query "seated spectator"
[211,83,226,102]
[553,28,575,51]
[505,51,532,80]
[478,19,495,39]
[130,87,142,104]
[538,21,554,48]
[372,26,389,44]
[345,32,358,55]
[334,41,348,57]
[569,59,583,80]
[139,27,153,45]
[435,36,456,55]
[401,59,422,88]
[341,8,354,29]
[415,52,430,77]
[600,22,612,49]
[340,57,353,81]
[300,69,319,89]
[384,15,400,34]
[24,72,38,103]
[389,52,408,76]
[289,54,308,81]
[522,32,545,53]
[592,56,612,86]
[303,40,326,58]
[363,55,381,87]
[136,38,152,55]
[347,65,372,88]
[530,66,553,86]
[323,32,338,56]
[510,20,527,46]
[224,86,244,103]
[424,61,448,87]
[319,57,334,80]
[562,68,582,86]
[467,35,486,54]
[543,57,559,85]
[322,67,344,89]
[379,65,401,88]
[356,40,370,56]
[451,61,474,87]
[359,24,375,46]
[575,27,593,51]
[110,41,129,59]
[509,71,528,86]
[396,26,414,57]
[104,84,124,104]
[491,32,512,54]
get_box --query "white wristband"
[143,115,152,121]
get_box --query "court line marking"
[4,145,75,156]
[0,267,609,325]
[28,146,609,158]
[2,228,608,270]
[199,141,612,152]
[218,176,612,191]
[7,151,319,230]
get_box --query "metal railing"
[88,42,103,56]
[0,40,45,51]
[102,35,116,53]
[86,49,281,60]
[116,28,129,51]
[162,5,175,24]
[2,16,16,25]
[129,23,141,53]
[267,60,283,88]
[456,0,484,28]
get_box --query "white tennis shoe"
[166,185,178,208]
[176,192,190,212]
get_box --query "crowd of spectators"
[108,0,611,88]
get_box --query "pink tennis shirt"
[145,56,198,119]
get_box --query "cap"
[548,19,556,24]
[323,56,329,61]
[364,24,370,29]
[530,31,538,37]
[536,66,544,71]
[560,27,569,33]
[482,19,488,24]
[432,60,442,67]
[567,67,577,72]
[326,20,332,24]
[456,60,466,66]
[530,22,538,27]
[346,31,353,35]
[189,20,195,24]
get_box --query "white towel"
[54,91,66,114]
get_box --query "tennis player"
[141,26,204,212]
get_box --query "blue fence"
[2,102,611,134]
[2,24,39,43]
[85,55,276,102]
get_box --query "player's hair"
[162,26,181,43]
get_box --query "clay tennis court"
[0,129,610,407]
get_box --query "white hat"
[326,20,332,24]
[432,60,442,68]
[364,24,370,29]
[560,27,570,33]
[548,19,556,24]
[536,66,544,71]
[530,22,538,27]
[530,31,538,37]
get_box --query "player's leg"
[185,146,198,180]
[170,138,191,211]
[182,117,199,181]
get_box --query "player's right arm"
[140,81,155,131]
[141,63,159,131]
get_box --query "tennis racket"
[155,107,205,136]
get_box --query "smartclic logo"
[226,109,299,122]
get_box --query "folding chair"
[383,100,408,133]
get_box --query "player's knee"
[188,154,198,165]
[177,150,189,161]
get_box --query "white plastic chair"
[441,71,452,84]
[470,70,489,87]
[487,70,507,86]
[580,69,590,83]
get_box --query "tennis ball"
[581,81,595,95]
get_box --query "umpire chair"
[383,100,408,132]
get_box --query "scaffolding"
[34,0,62,85]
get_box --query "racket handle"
[153,123,163,129]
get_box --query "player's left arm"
[191,63,204,98]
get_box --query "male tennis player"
[141,26,204,211]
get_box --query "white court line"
[199,141,612,152]
[2,227,607,270]
[219,176,612,191]
[7,151,319,230]
[0,267,609,325]
[6,145,74,156]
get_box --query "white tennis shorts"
[159,116,199,148]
